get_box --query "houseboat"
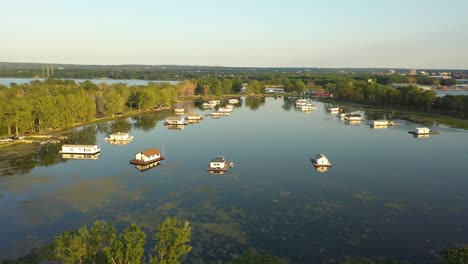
[202,102,216,108]
[208,111,223,118]
[186,113,203,121]
[165,116,185,125]
[226,104,235,110]
[311,153,332,167]
[301,104,316,111]
[295,99,308,107]
[370,120,397,128]
[209,100,221,105]
[337,113,349,119]
[174,108,185,115]
[409,127,439,135]
[207,156,234,172]
[218,107,232,113]
[129,148,165,165]
[345,114,363,121]
[59,144,101,155]
[328,107,340,113]
[228,98,240,104]
[105,132,134,142]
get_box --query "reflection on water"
[413,134,430,139]
[314,166,329,173]
[61,153,101,160]
[134,161,161,172]
[1,98,468,263]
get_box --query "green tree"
[232,251,287,264]
[105,224,146,264]
[54,226,89,264]
[442,247,468,264]
[88,220,116,264]
[151,217,192,264]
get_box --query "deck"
[408,131,440,135]
[207,160,233,172]
[129,156,166,165]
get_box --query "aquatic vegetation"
[157,201,178,211]
[303,200,345,219]
[384,202,405,211]
[353,192,378,202]
[200,222,248,245]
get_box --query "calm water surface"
[0,97,467,263]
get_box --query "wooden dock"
[207,160,233,172]
[129,156,165,165]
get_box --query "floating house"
[202,102,216,108]
[129,148,165,165]
[105,132,134,142]
[175,108,185,115]
[311,153,332,167]
[345,114,363,121]
[209,112,223,118]
[209,100,221,105]
[295,99,308,107]
[328,107,340,113]
[207,156,234,172]
[59,144,101,155]
[370,120,397,128]
[228,98,240,104]
[301,103,316,111]
[410,127,432,135]
[166,116,185,125]
[186,113,203,121]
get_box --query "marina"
[1,98,467,264]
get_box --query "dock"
[129,156,166,165]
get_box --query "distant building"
[409,69,417,75]
[264,86,285,93]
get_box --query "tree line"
[0,79,198,136]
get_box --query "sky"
[1,0,468,69]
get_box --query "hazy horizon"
[2,0,468,69]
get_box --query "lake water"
[1,97,468,263]
[0,77,178,87]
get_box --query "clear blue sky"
[1,0,467,69]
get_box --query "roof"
[110,132,129,136]
[140,148,161,156]
[62,144,98,148]
[211,156,225,162]
[314,153,328,160]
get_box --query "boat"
[165,116,185,125]
[225,104,235,110]
[337,113,349,119]
[208,100,221,105]
[311,153,332,167]
[166,124,185,130]
[202,102,216,108]
[105,132,134,142]
[370,120,397,128]
[345,114,362,121]
[207,156,234,172]
[228,98,240,104]
[175,108,185,115]
[328,107,340,113]
[129,148,165,165]
[59,144,100,155]
[301,103,316,111]
[408,127,439,135]
[186,113,203,121]
[295,99,308,107]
